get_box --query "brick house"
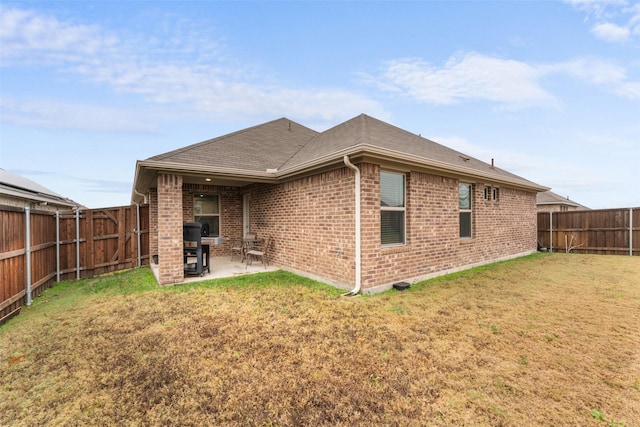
[131,114,548,293]
[536,190,589,212]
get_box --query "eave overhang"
[276,144,549,193]
[131,144,548,203]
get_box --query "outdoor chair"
[183,222,210,276]
[229,237,243,261]
[245,236,270,269]
[230,232,257,262]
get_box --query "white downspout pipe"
[343,155,361,295]
[136,203,142,267]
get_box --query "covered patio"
[149,254,279,285]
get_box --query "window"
[484,185,499,202]
[459,183,472,238]
[194,194,220,237]
[380,171,405,245]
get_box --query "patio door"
[243,194,251,237]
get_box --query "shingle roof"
[149,118,318,172]
[133,113,547,200]
[280,114,535,186]
[537,191,588,209]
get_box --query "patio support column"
[157,173,184,285]
[149,188,158,260]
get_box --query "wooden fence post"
[549,211,553,253]
[25,205,32,306]
[56,211,60,282]
[118,207,126,267]
[86,209,95,274]
[631,208,634,257]
[75,208,81,280]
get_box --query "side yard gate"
[537,207,639,255]
[1,204,149,323]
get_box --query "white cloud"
[0,6,118,64]
[591,22,630,41]
[0,5,385,130]
[564,0,627,15]
[544,57,625,85]
[366,54,559,110]
[565,0,640,43]
[0,97,157,132]
[544,57,640,99]
[365,53,640,108]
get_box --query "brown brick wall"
[157,173,184,285]
[181,184,243,257]
[245,162,536,291]
[359,167,537,291]
[150,163,537,290]
[248,167,356,288]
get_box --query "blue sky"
[1,0,639,209]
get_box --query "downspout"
[343,155,361,296]
[136,203,142,267]
[133,187,146,203]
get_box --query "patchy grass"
[1,253,639,426]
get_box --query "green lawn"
[1,253,639,426]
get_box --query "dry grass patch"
[1,254,639,426]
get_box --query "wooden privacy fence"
[1,204,149,323]
[537,207,639,255]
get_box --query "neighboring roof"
[537,191,589,209]
[0,169,79,208]
[133,114,548,202]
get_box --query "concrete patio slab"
[149,256,279,285]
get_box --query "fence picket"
[1,204,149,323]
[538,207,640,256]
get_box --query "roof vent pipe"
[343,155,361,296]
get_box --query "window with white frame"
[380,171,406,245]
[459,183,472,238]
[194,194,220,237]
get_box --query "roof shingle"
[135,114,547,194]
[149,118,318,172]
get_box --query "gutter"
[137,160,281,180]
[342,155,361,296]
